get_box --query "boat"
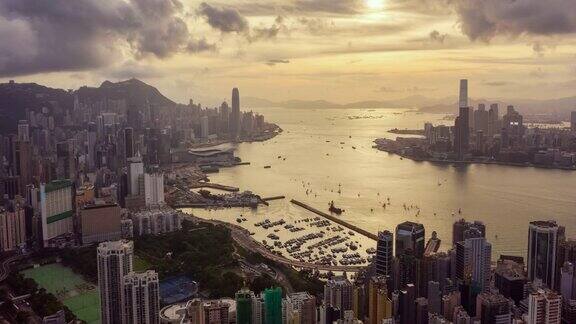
[329,201,344,214]
[264,165,271,169]
[352,146,356,149]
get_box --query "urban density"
[0,1,575,324]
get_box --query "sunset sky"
[1,0,575,105]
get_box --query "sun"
[365,0,385,10]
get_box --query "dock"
[290,199,378,241]
[262,196,286,202]
[189,183,240,192]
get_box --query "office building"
[285,292,316,324]
[0,201,27,252]
[324,276,353,316]
[527,289,562,324]
[571,111,576,132]
[236,287,254,324]
[477,292,512,324]
[80,203,122,244]
[144,172,164,206]
[87,122,97,170]
[231,88,241,139]
[263,287,282,324]
[98,240,134,324]
[398,284,416,324]
[124,127,135,159]
[40,180,74,247]
[128,154,144,197]
[123,271,160,324]
[200,116,210,139]
[453,219,486,245]
[528,221,560,289]
[425,231,441,256]
[395,221,425,258]
[368,276,391,324]
[376,230,393,276]
[459,79,468,109]
[494,259,527,304]
[456,237,492,292]
[415,297,428,324]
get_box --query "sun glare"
[365,0,385,10]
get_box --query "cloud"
[0,0,211,77]
[447,0,576,41]
[266,59,290,66]
[429,30,448,43]
[187,38,217,53]
[197,2,249,33]
[104,61,165,79]
[294,0,364,14]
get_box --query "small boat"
[264,165,271,169]
[329,201,345,215]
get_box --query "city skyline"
[1,0,576,105]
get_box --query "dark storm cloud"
[0,0,213,77]
[453,0,576,41]
[197,2,249,33]
[404,0,576,41]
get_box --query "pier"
[189,183,240,192]
[262,196,286,202]
[290,199,378,241]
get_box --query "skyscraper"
[459,79,468,109]
[527,221,560,289]
[455,106,470,160]
[124,127,134,160]
[231,88,241,139]
[453,219,486,246]
[98,240,134,324]
[40,180,74,247]
[487,104,500,140]
[236,288,253,324]
[571,111,576,132]
[128,153,144,197]
[527,289,562,324]
[87,122,97,170]
[376,230,393,276]
[324,276,353,316]
[285,292,316,324]
[263,287,282,324]
[455,237,492,292]
[395,221,425,258]
[123,271,160,324]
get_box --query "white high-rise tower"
[98,240,134,324]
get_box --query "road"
[0,255,24,282]
[187,215,366,272]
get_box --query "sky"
[0,0,575,106]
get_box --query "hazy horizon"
[1,0,576,106]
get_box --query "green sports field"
[22,263,101,324]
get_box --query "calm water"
[188,107,576,259]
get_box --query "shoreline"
[372,142,576,171]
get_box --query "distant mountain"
[0,78,179,134]
[243,95,448,109]
[419,97,576,119]
[244,94,575,119]
[76,78,176,108]
[0,81,73,133]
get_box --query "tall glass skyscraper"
[263,287,282,324]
